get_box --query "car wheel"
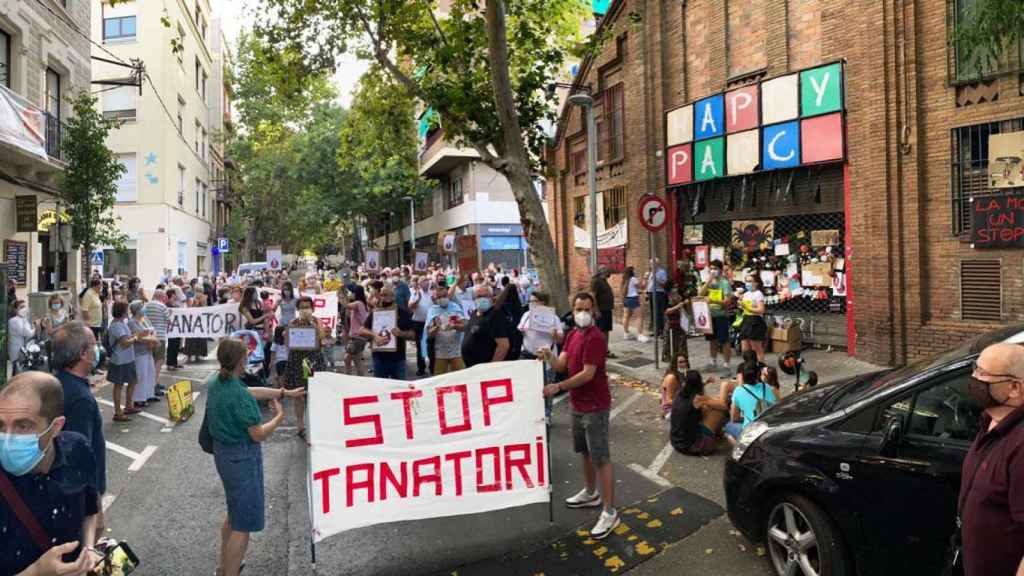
[764,494,848,576]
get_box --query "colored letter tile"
[800,63,842,117]
[761,73,799,125]
[800,113,844,163]
[725,85,759,133]
[727,130,760,175]
[762,121,800,170]
[666,105,693,146]
[666,143,693,185]
[695,138,724,181]
[694,95,724,141]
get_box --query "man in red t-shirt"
[540,292,618,539]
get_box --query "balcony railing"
[45,112,68,162]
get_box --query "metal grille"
[697,211,846,315]
[951,117,1024,236]
[960,259,1001,321]
[602,186,627,229]
[573,196,586,229]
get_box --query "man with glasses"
[958,343,1024,576]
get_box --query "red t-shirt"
[564,326,610,413]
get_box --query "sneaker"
[565,488,601,509]
[591,509,620,540]
[637,335,650,343]
[623,333,634,341]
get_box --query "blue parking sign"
[218,237,230,253]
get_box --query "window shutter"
[116,153,137,202]
[960,259,1001,321]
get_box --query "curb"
[606,359,660,390]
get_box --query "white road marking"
[192,391,200,400]
[106,441,140,460]
[609,390,643,420]
[102,494,116,512]
[128,445,158,472]
[649,442,675,475]
[628,463,674,488]
[96,398,171,425]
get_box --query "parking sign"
[218,237,230,253]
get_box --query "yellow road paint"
[647,497,659,503]
[582,538,597,545]
[576,530,589,537]
[670,507,684,516]
[635,541,656,556]
[627,535,638,542]
[593,546,608,558]
[646,519,663,529]
[623,508,642,515]
[636,512,650,520]
[613,523,631,535]
[605,556,626,572]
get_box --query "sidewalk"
[605,324,886,393]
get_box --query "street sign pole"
[649,230,659,371]
[637,194,668,371]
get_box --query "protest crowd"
[2,255,1020,576]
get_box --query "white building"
[90,0,218,288]
[0,0,92,298]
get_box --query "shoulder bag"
[0,470,52,552]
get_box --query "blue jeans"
[724,421,744,441]
[372,356,407,380]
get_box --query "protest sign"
[366,250,381,271]
[528,304,558,335]
[267,246,283,271]
[166,303,244,338]
[166,380,194,422]
[307,361,548,540]
[415,251,429,272]
[288,327,318,350]
[691,300,713,335]
[311,292,339,336]
[371,309,398,352]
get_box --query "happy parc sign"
[665,61,846,186]
[307,361,549,541]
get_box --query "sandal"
[124,407,142,415]
[113,414,132,422]
[297,429,307,440]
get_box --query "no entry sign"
[638,195,668,232]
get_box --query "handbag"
[198,406,214,454]
[0,469,52,552]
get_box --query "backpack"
[742,383,772,420]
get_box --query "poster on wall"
[4,241,28,286]
[683,224,704,245]
[989,132,1024,188]
[694,245,708,269]
[811,229,840,246]
[731,220,774,249]
[709,246,726,263]
[971,192,1024,248]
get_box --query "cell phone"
[90,541,139,576]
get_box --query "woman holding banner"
[208,338,305,576]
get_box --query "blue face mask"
[0,421,54,476]
[745,283,754,291]
[476,298,492,312]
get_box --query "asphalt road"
[97,355,775,576]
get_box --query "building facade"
[90,0,217,288]
[0,0,92,298]
[546,0,1024,366]
[208,17,232,274]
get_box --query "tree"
[58,91,127,265]
[953,0,1023,73]
[256,0,587,311]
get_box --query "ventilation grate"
[960,260,1002,321]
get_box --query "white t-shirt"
[411,289,432,323]
[741,290,765,315]
[626,277,640,298]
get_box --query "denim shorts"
[724,421,744,441]
[214,440,265,533]
[624,296,640,310]
[107,362,136,385]
[572,410,611,465]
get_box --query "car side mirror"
[881,417,902,456]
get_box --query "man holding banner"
[540,292,618,540]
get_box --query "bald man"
[959,343,1024,576]
[0,372,102,575]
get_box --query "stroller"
[230,329,267,387]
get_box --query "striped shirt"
[143,300,169,339]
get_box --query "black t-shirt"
[670,390,703,454]
[364,307,414,362]
[461,307,512,367]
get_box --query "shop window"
[950,117,1024,236]
[573,196,587,230]
[602,186,627,230]
[446,177,464,209]
[596,83,625,164]
[960,259,1001,321]
[0,30,10,88]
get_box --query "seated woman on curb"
[670,369,729,455]
[724,363,778,445]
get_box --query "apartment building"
[208,17,232,274]
[546,0,1024,366]
[90,0,218,288]
[0,0,92,297]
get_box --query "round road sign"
[637,195,668,232]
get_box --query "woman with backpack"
[724,363,778,444]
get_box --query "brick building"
[546,0,1024,366]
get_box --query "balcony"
[419,129,479,178]
[0,84,68,182]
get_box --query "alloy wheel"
[767,502,821,576]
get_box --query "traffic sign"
[90,250,105,266]
[637,195,668,232]
[217,237,230,253]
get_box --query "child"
[272,325,289,386]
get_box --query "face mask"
[0,421,54,476]
[574,311,594,328]
[476,298,492,312]
[745,283,754,291]
[968,379,1002,409]
[51,303,62,311]
[437,298,450,307]
[710,269,720,277]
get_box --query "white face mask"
[574,311,593,328]
[16,308,28,319]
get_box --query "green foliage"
[58,91,128,255]
[952,0,1024,76]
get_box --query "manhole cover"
[616,356,656,368]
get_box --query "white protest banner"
[307,361,548,541]
[166,303,244,338]
[311,292,339,336]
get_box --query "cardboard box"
[771,339,802,354]
[770,324,802,343]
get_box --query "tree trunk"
[244,223,257,263]
[484,0,570,313]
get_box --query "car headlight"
[731,421,770,462]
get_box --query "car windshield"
[829,324,1024,410]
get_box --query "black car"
[724,324,1023,576]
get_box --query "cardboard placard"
[414,251,429,272]
[365,250,381,271]
[691,300,713,335]
[801,261,832,287]
[288,326,318,350]
[709,246,725,264]
[971,192,1024,247]
[456,235,480,275]
[694,245,708,269]
[811,229,840,246]
[372,309,398,352]
[166,380,194,422]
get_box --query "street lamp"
[568,92,599,275]
[403,196,416,265]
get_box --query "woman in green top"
[207,338,305,576]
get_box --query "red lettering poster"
[694,245,709,269]
[307,361,548,541]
